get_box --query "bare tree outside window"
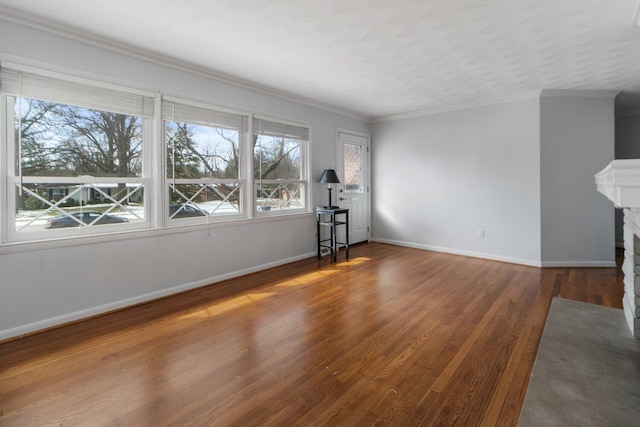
[165,120,243,218]
[17,98,142,179]
[254,133,306,212]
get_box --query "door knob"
[339,197,346,201]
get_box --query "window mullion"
[152,93,164,229]
[1,94,10,243]
[247,119,256,219]
[17,74,23,195]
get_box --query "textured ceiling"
[1,0,640,119]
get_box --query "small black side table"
[316,207,349,262]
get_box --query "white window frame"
[162,96,249,226]
[1,65,153,243]
[252,115,311,217]
[0,63,315,249]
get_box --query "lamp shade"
[319,168,340,184]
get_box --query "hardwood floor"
[0,243,623,426]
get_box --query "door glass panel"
[344,142,363,193]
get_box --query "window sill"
[0,211,314,255]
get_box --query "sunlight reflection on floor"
[178,257,371,320]
[179,292,276,319]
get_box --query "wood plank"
[0,243,623,426]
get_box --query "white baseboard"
[540,260,617,268]
[371,237,542,267]
[371,237,618,268]
[0,251,315,341]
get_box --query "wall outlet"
[478,229,485,238]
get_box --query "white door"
[337,130,370,244]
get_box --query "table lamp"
[319,168,340,208]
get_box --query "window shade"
[253,118,309,140]
[0,67,154,118]
[162,100,248,132]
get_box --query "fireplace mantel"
[595,159,640,208]
[596,159,640,339]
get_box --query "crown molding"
[372,91,540,122]
[2,6,627,125]
[540,89,621,99]
[0,7,371,123]
[373,88,621,123]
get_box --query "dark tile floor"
[519,298,640,426]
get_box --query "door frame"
[336,128,371,243]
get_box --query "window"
[163,98,248,223]
[1,67,153,241]
[343,142,364,193]
[253,117,309,213]
[0,64,312,246]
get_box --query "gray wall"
[372,93,617,267]
[540,92,616,266]
[372,98,542,266]
[0,19,370,339]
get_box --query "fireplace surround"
[595,159,640,338]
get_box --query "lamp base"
[326,187,338,210]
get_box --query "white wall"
[0,19,370,339]
[615,113,640,246]
[0,18,621,340]
[540,92,616,266]
[372,98,542,266]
